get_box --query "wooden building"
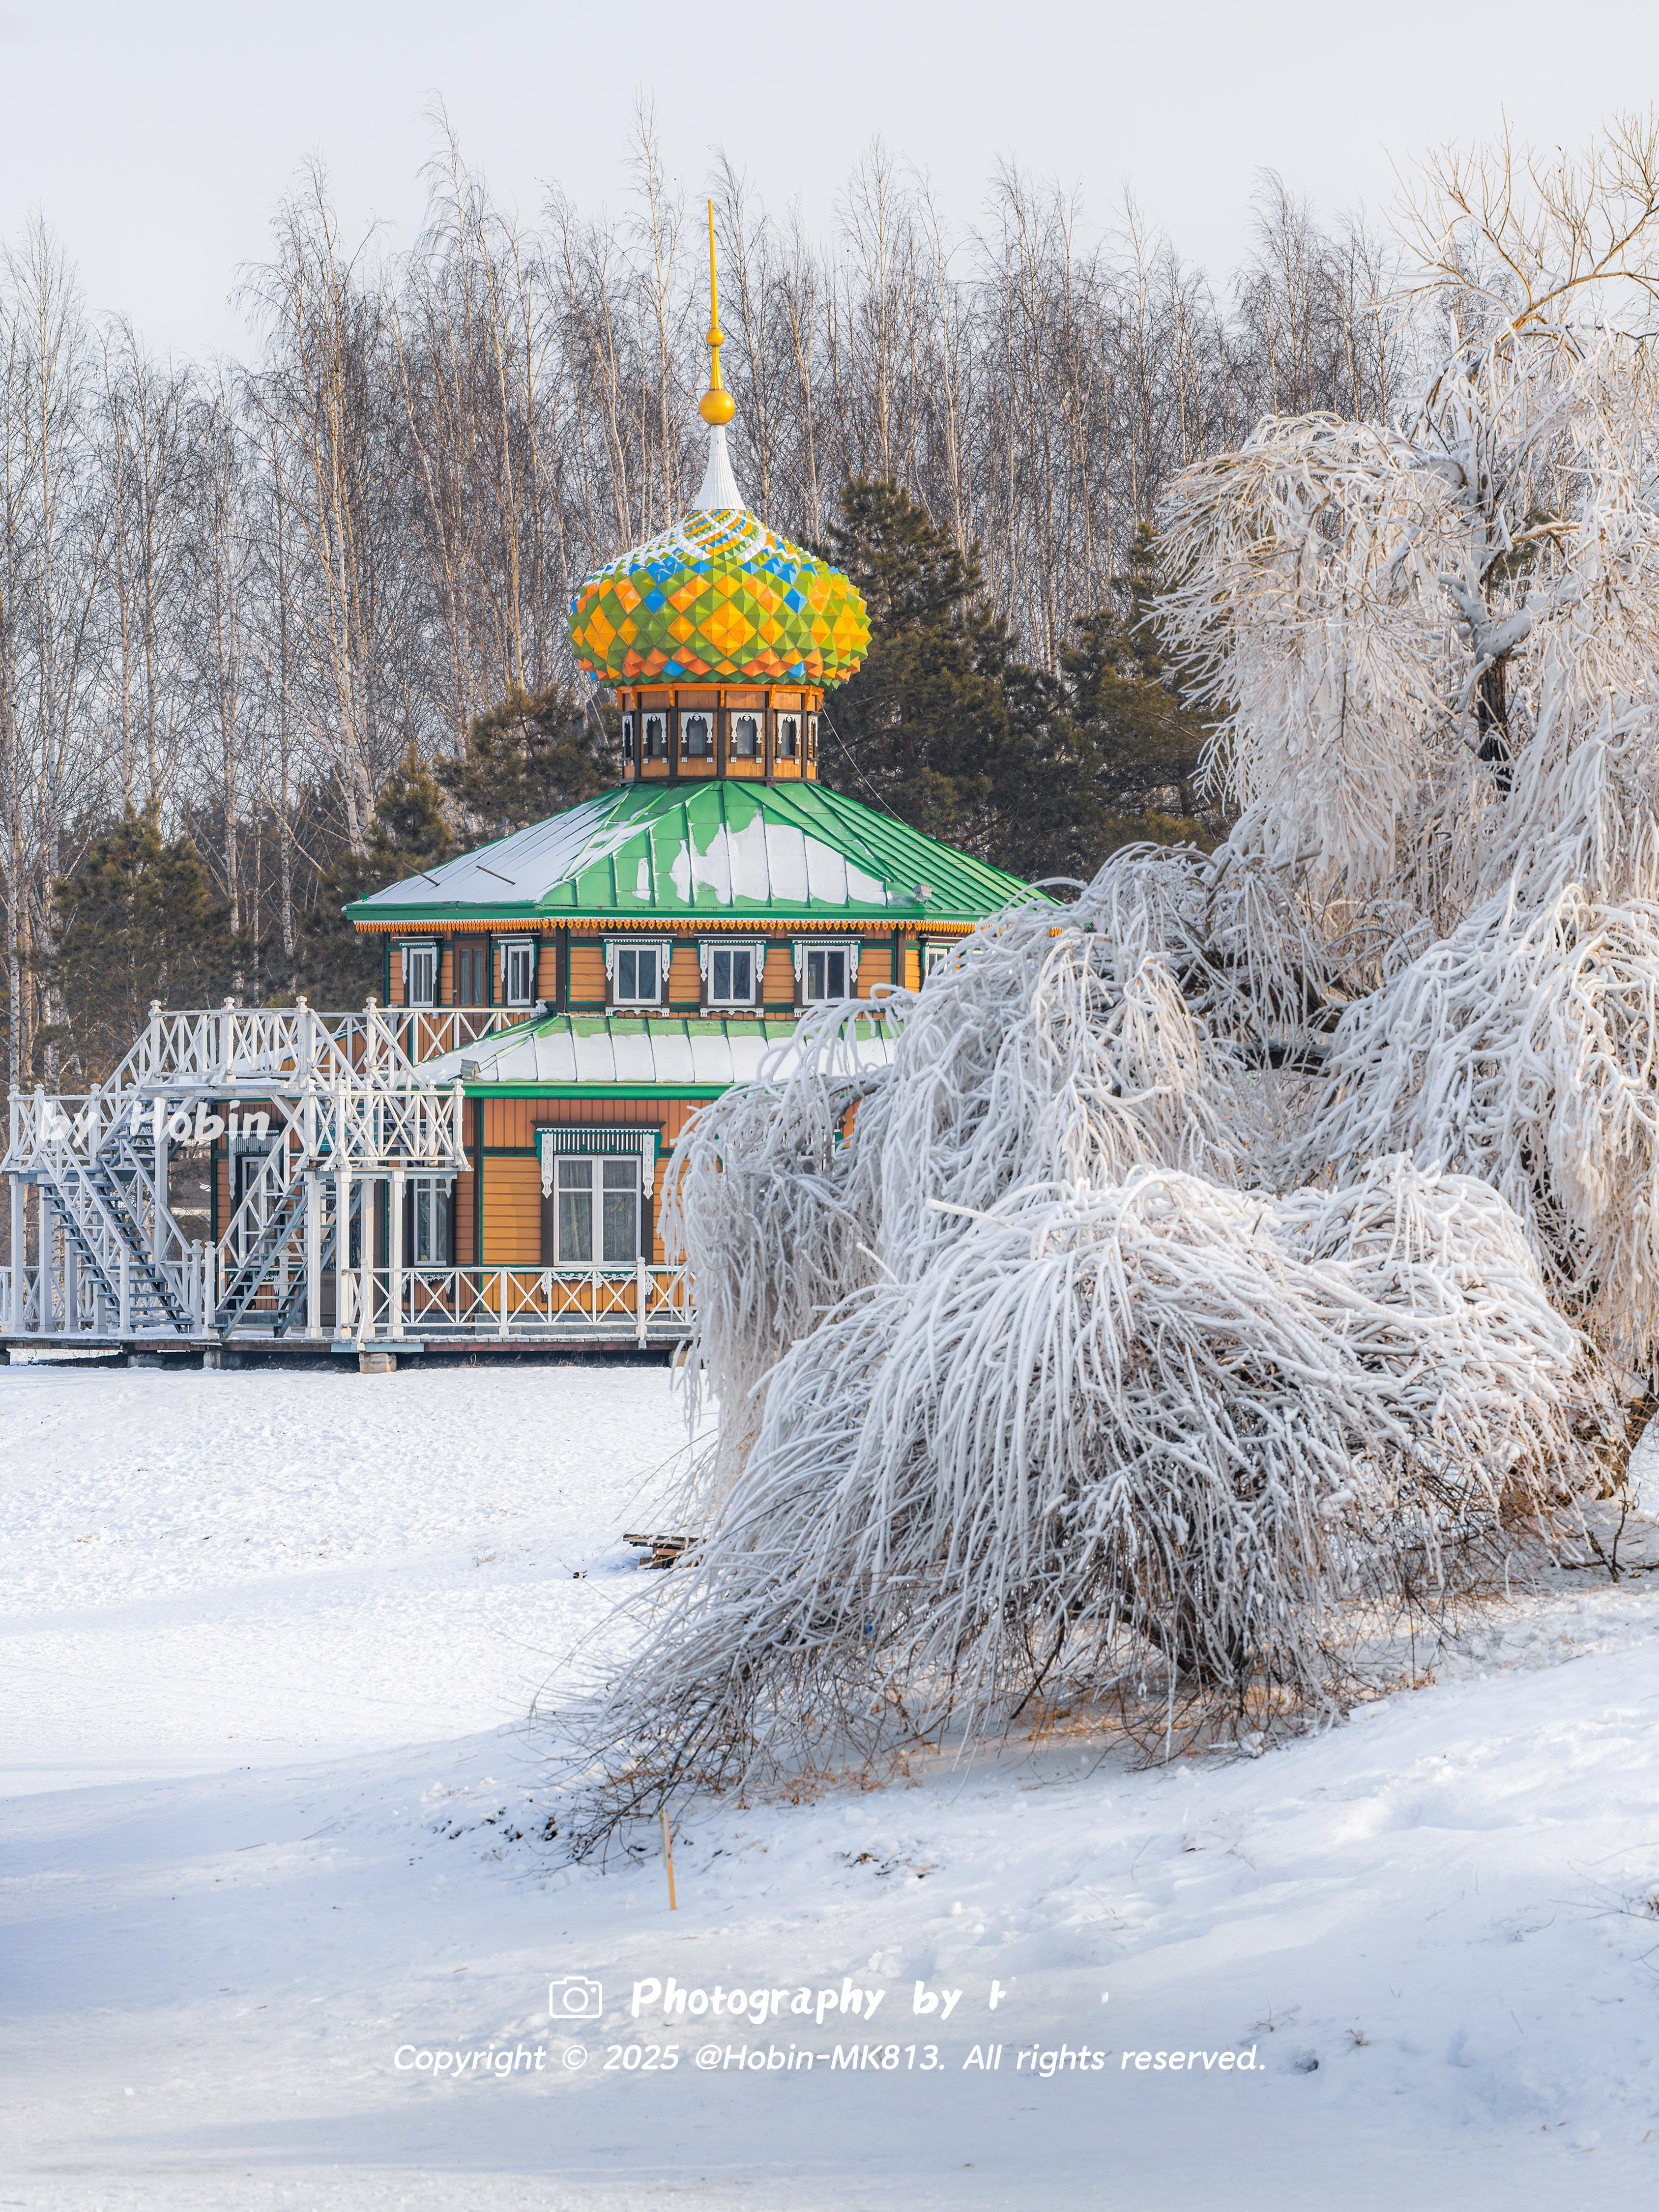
[346,773,1029,1278]
[339,204,1032,1293]
[0,214,1031,1360]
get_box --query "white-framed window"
[499,939,536,1007]
[409,1176,452,1265]
[621,712,636,766]
[553,1155,640,1267]
[701,940,762,1006]
[802,943,852,1000]
[643,711,668,760]
[682,710,713,759]
[776,712,799,759]
[923,942,953,983]
[807,713,819,762]
[730,710,761,759]
[608,940,667,1005]
[401,942,437,1007]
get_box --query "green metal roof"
[346,779,1033,930]
[417,1011,898,1097]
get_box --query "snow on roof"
[416,1012,897,1092]
[347,790,644,915]
[346,781,1034,928]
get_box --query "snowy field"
[3,1363,1659,2210]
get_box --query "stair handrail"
[35,1123,148,1308]
[215,1103,312,1284]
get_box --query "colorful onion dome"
[569,200,869,689]
[569,473,870,686]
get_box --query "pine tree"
[297,749,457,1005]
[1061,524,1219,851]
[437,681,617,842]
[49,804,238,1079]
[820,481,1103,880]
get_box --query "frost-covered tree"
[581,125,1659,1815]
[1160,115,1659,1369]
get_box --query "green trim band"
[465,1083,727,1101]
[356,904,985,929]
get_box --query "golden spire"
[699,199,735,427]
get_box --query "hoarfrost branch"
[575,126,1659,1819]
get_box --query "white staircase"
[4,998,488,1344]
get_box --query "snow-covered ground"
[4,1363,1659,2210]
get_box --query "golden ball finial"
[699,386,736,427]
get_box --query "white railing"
[327,1262,692,1345]
[106,1003,354,1095]
[3,1089,131,1175]
[7,1084,237,1193]
[219,1259,691,1344]
[329,1083,469,1172]
[376,1006,529,1072]
[105,1000,527,1097]
[397,1262,691,1340]
[215,1113,308,1291]
[3,993,640,1352]
[1,1261,108,1336]
[3,1253,693,1345]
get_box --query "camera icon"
[549,1975,604,2025]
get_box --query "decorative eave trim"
[349,914,979,935]
[348,915,547,933]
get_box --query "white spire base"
[691,423,743,512]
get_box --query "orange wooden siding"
[471,1094,700,1265]
[453,1124,477,1262]
[669,944,701,1003]
[479,1155,543,1263]
[568,944,607,1004]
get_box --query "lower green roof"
[415,1011,898,1095]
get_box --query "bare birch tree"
[0,128,1420,1068]
[0,223,106,1084]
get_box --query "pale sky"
[2,0,1657,359]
